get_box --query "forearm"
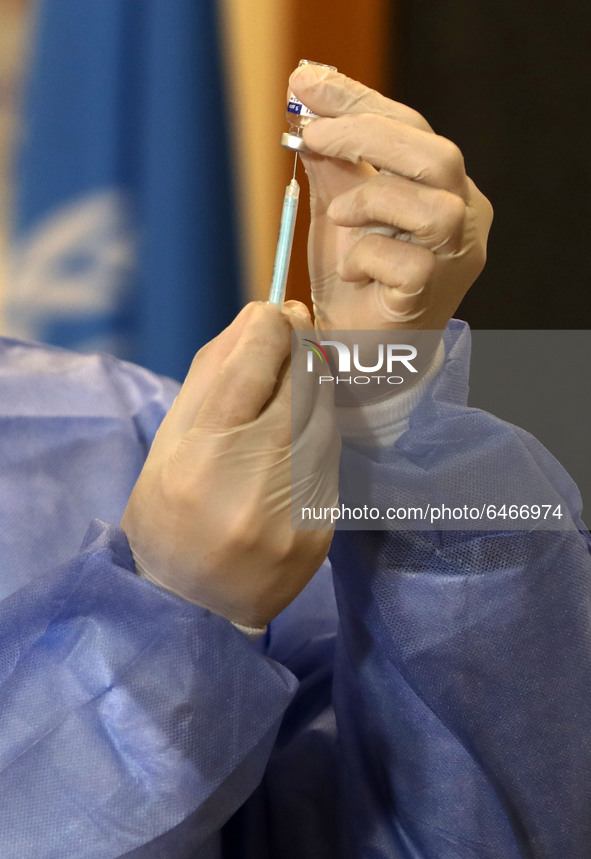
[0,520,297,857]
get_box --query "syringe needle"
[292,152,299,180]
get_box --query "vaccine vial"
[281,59,337,152]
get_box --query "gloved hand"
[121,301,339,629]
[288,64,494,332]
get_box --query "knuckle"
[332,78,368,113]
[233,301,263,330]
[267,530,298,566]
[437,193,466,246]
[188,341,210,371]
[227,512,262,555]
[396,244,435,291]
[242,300,261,315]
[348,233,387,276]
[161,455,203,511]
[408,106,432,132]
[337,114,366,162]
[472,242,488,273]
[445,191,467,227]
[248,301,282,328]
[367,174,395,220]
[417,191,465,248]
[437,136,465,178]
[349,182,372,219]
[245,324,289,357]
[393,261,416,293]
[360,231,389,256]
[393,268,417,293]
[336,255,349,280]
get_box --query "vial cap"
[281,132,310,153]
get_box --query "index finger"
[289,64,433,133]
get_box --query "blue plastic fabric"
[10,0,241,380]
[0,326,590,857]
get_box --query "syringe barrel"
[268,179,300,305]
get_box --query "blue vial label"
[288,101,303,115]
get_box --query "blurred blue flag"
[9,0,242,380]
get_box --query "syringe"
[268,155,300,306]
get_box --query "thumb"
[155,302,267,444]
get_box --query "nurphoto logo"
[303,338,418,386]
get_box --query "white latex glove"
[121,301,339,629]
[288,64,494,332]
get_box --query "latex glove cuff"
[335,338,445,448]
[132,552,268,640]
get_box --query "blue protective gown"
[0,322,590,858]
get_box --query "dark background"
[399,0,591,329]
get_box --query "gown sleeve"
[0,521,298,859]
[327,321,591,858]
[0,340,300,858]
